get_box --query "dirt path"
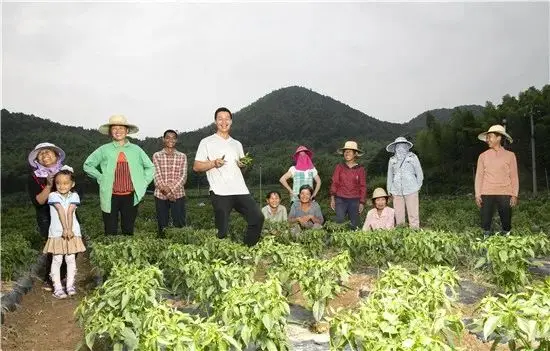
[1,253,94,351]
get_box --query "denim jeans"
[335,196,361,229]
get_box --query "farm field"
[1,191,550,351]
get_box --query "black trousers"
[102,193,138,235]
[155,196,186,234]
[481,195,512,233]
[210,192,264,247]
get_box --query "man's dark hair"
[265,190,282,200]
[214,107,232,120]
[163,129,178,138]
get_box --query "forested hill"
[4,84,549,195]
[405,105,485,132]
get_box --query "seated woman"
[261,191,288,222]
[362,188,395,231]
[288,184,324,234]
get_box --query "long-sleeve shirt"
[475,148,519,197]
[387,153,424,196]
[152,149,187,200]
[83,140,154,213]
[362,207,395,231]
[330,163,367,204]
[261,205,288,222]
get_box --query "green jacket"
[83,140,154,213]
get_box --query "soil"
[1,254,94,351]
[1,282,15,294]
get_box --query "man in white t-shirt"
[192,107,264,246]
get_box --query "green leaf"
[483,315,501,340]
[498,251,508,262]
[265,339,278,351]
[121,292,130,310]
[241,325,251,346]
[312,300,325,322]
[262,314,273,332]
[85,332,96,349]
[121,327,138,350]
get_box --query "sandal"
[52,289,68,299]
[66,286,77,296]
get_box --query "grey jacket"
[387,152,424,196]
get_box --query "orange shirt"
[113,152,134,195]
[475,147,519,197]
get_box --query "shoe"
[66,286,77,296]
[52,289,68,299]
[41,281,53,291]
[504,231,511,237]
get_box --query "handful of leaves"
[239,152,253,167]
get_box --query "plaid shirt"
[153,149,187,200]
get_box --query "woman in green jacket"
[84,115,154,235]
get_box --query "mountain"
[141,86,405,154]
[404,105,485,132]
[1,86,482,193]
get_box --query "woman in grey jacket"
[386,137,424,228]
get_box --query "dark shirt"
[28,173,52,237]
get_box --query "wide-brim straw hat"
[337,141,364,156]
[98,114,139,135]
[293,145,313,161]
[477,124,513,143]
[28,142,66,167]
[371,187,389,199]
[386,136,413,153]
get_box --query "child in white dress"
[42,166,86,299]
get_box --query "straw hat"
[386,137,413,153]
[477,125,513,143]
[371,187,389,199]
[98,115,139,135]
[28,142,66,167]
[337,141,364,156]
[293,145,313,161]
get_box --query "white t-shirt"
[195,134,250,196]
[48,192,81,238]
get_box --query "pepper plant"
[471,277,550,350]
[139,304,241,351]
[330,265,464,351]
[473,233,550,292]
[214,279,291,351]
[75,263,164,351]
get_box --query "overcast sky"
[2,1,549,138]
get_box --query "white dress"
[43,191,86,255]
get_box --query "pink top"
[475,148,519,197]
[362,207,395,231]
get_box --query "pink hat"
[293,145,313,161]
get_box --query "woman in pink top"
[475,125,519,237]
[362,188,395,231]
